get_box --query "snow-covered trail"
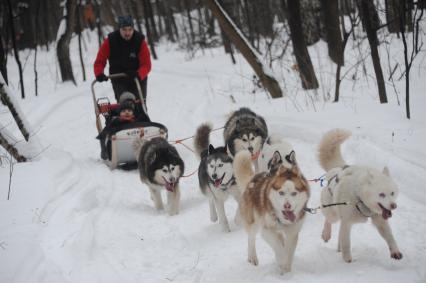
[2,45,426,283]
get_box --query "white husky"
[318,128,402,262]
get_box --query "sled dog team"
[132,107,402,274]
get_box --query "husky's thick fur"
[194,123,241,232]
[318,129,402,262]
[258,135,296,174]
[134,137,184,216]
[223,107,268,160]
[234,150,310,273]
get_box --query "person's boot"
[100,139,108,160]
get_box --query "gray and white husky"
[194,123,241,232]
[318,129,402,262]
[134,137,184,216]
[223,107,268,162]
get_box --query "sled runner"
[91,73,168,169]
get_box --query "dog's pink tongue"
[165,182,175,192]
[214,179,221,187]
[282,210,296,222]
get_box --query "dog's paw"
[248,255,259,266]
[391,251,403,260]
[322,230,331,242]
[210,214,218,222]
[342,253,352,263]
[279,264,291,274]
[222,224,231,233]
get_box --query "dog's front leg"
[282,230,299,273]
[149,187,164,210]
[247,226,259,266]
[338,221,353,262]
[208,197,218,222]
[166,186,180,216]
[371,216,402,260]
[322,220,332,242]
[261,228,286,272]
[214,197,230,232]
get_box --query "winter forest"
[1,0,426,282]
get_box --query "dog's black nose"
[212,173,217,179]
[390,203,397,210]
[248,146,253,153]
[169,177,176,183]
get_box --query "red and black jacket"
[94,30,151,80]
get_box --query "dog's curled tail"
[194,123,213,158]
[318,128,351,171]
[233,150,254,192]
[132,137,147,160]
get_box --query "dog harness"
[355,200,377,217]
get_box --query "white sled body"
[108,122,167,169]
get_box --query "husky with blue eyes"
[134,137,184,216]
[194,123,241,232]
[233,149,310,274]
[318,129,402,263]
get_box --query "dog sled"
[91,73,168,169]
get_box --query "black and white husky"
[134,137,184,216]
[194,123,241,232]
[223,107,268,167]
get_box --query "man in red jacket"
[94,15,151,103]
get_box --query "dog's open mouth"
[251,151,260,161]
[163,178,176,192]
[378,203,392,220]
[213,173,226,188]
[282,210,296,222]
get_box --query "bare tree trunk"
[0,33,7,85]
[358,0,387,103]
[284,0,319,90]
[158,0,176,42]
[0,76,30,141]
[77,1,86,82]
[204,0,283,98]
[6,0,25,99]
[386,0,414,33]
[0,132,27,162]
[155,0,165,36]
[146,0,159,42]
[94,0,103,48]
[334,17,354,102]
[299,0,321,46]
[183,0,196,44]
[57,0,77,84]
[322,0,343,65]
[142,0,158,60]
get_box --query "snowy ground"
[1,30,426,283]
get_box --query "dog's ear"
[285,150,296,165]
[208,144,215,155]
[271,151,282,166]
[382,166,390,176]
[268,151,282,174]
[265,137,271,145]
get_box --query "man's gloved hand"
[125,70,139,80]
[96,73,108,82]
